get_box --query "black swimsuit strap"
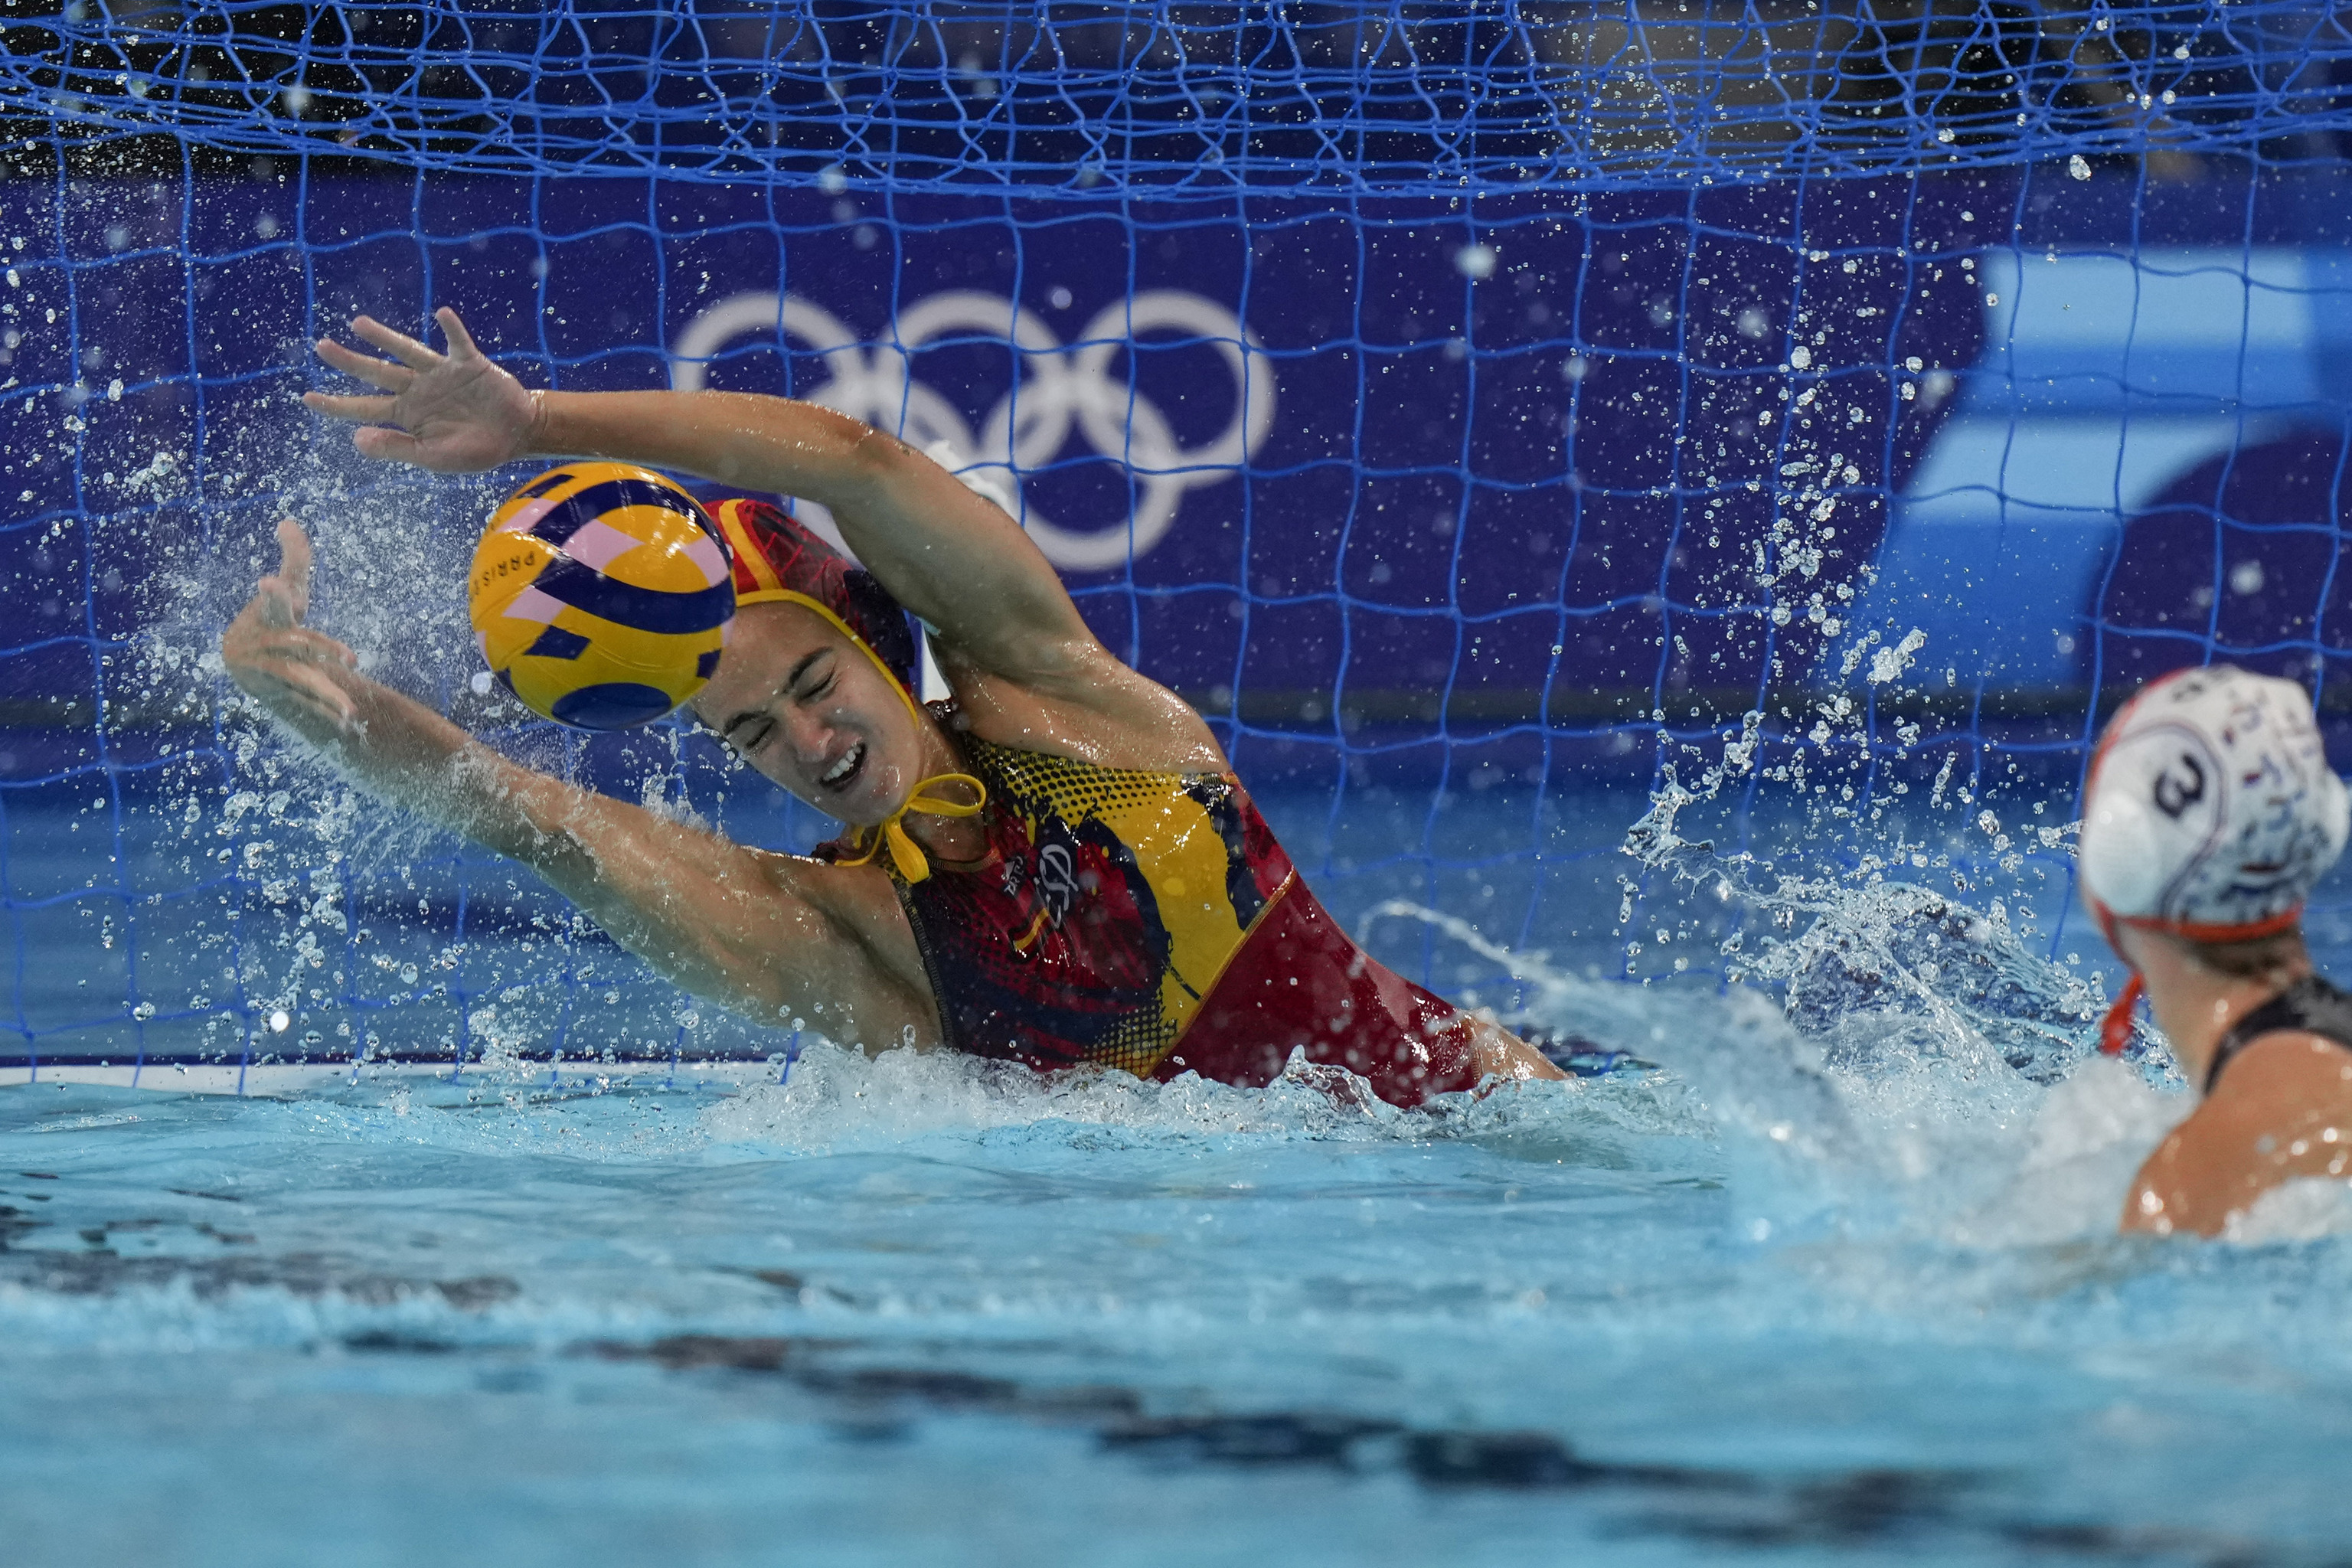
[2205,974,2352,1096]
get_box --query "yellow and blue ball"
[468,462,735,730]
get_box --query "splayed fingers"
[302,318,419,429]
[302,305,538,474]
[335,307,482,374]
[349,312,449,370]
[314,335,413,393]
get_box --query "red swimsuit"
[705,495,1476,1102]
[854,731,1481,1109]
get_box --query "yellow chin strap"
[832,773,988,884]
[740,587,988,885]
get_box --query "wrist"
[523,387,554,459]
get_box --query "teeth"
[822,743,862,786]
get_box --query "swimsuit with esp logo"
[848,731,1481,1108]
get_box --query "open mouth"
[818,740,867,792]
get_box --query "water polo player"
[2077,665,2352,1236]
[224,306,1564,1104]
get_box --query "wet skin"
[224,306,1566,1086]
[2113,924,2352,1236]
[690,602,968,844]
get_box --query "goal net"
[5,2,2347,1080]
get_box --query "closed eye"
[793,651,837,703]
[722,708,776,754]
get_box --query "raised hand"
[304,306,541,474]
[221,519,360,734]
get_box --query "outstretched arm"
[222,520,933,1046]
[305,310,1121,703]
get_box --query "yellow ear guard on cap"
[741,589,985,887]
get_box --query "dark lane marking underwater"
[573,1334,2349,1566]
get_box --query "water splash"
[1616,737,2171,1083]
[699,1036,1707,1158]
[1354,851,2204,1250]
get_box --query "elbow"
[840,423,922,498]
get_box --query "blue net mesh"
[9,2,2352,185]
[6,2,2352,1078]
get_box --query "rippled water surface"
[15,731,2352,1565]
[10,992,2352,1567]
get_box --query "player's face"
[692,602,926,825]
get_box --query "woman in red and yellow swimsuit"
[222,307,1562,1107]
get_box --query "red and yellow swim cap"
[708,497,920,706]
[705,497,982,883]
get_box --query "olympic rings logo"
[669,290,1274,571]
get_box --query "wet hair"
[2181,926,2311,985]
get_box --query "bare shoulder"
[2220,1029,2352,1103]
[936,642,1227,775]
[744,847,913,962]
[2122,1031,2352,1235]
[740,847,939,1043]
[2205,1029,2352,1181]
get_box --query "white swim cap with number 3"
[2079,665,2349,936]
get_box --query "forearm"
[223,511,854,1028]
[529,390,884,512]
[285,667,822,1015]
[279,669,560,864]
[266,668,707,946]
[314,314,1073,656]
[526,389,1086,660]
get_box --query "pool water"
[10,775,2352,1566]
